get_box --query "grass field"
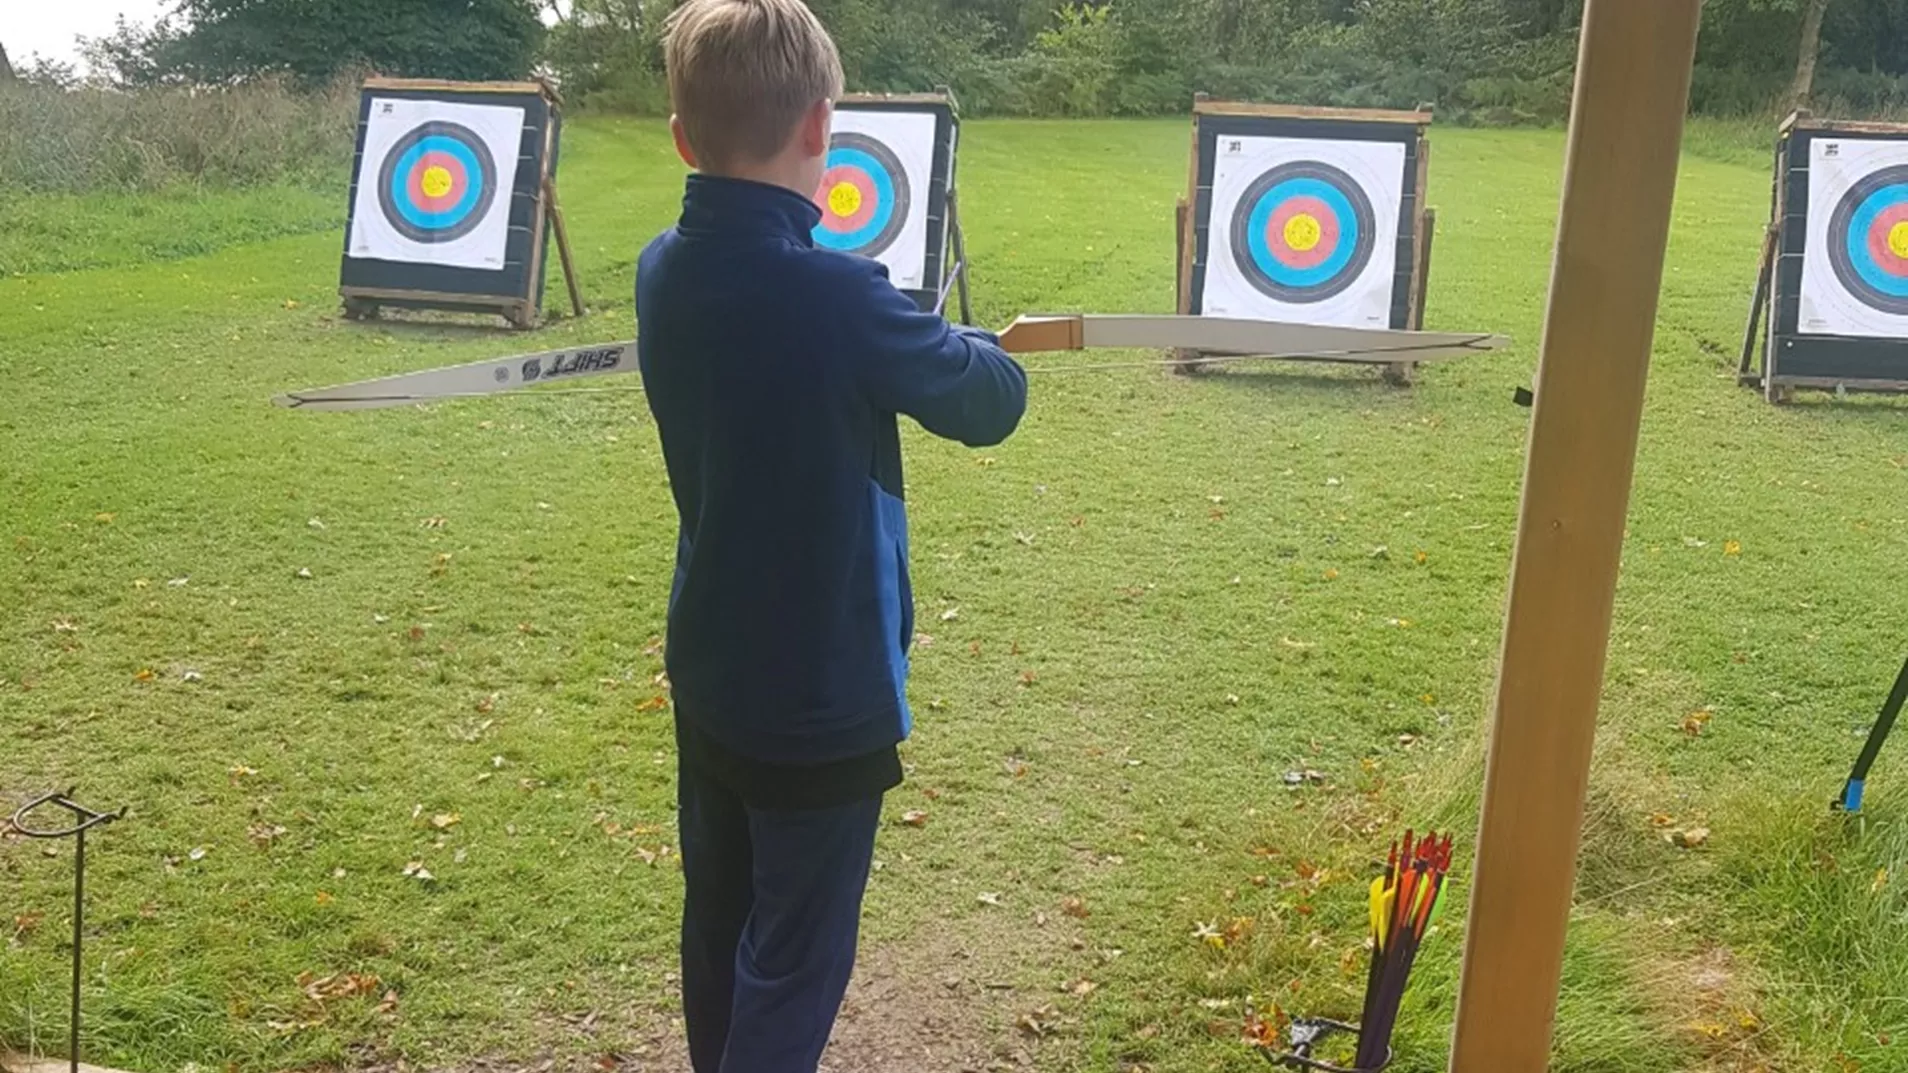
[5,117,1908,1073]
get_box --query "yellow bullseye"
[828,181,862,219]
[1284,213,1323,253]
[1890,221,1908,260]
[421,165,454,200]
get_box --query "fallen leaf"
[307,517,326,530]
[376,989,400,1016]
[13,912,44,939]
[1681,709,1713,736]
[1323,568,1340,580]
[95,513,115,524]
[134,668,156,683]
[315,891,334,906]
[1370,545,1390,560]
[1671,827,1710,849]
[1193,920,1225,948]
[50,618,78,633]
[1225,693,1241,706]
[899,810,929,828]
[302,971,382,1002]
[1066,978,1097,997]
[637,695,669,713]
[1683,537,1709,548]
[1648,812,1675,827]
[284,299,301,310]
[1017,1004,1060,1038]
[248,823,287,848]
[1724,540,1742,557]
[1414,550,1429,565]
[1061,896,1089,919]
[1874,868,1890,894]
[295,567,313,579]
[1018,670,1037,686]
[430,812,461,830]
[977,891,1004,907]
[182,669,203,683]
[422,517,448,529]
[133,578,150,589]
[941,607,960,622]
[187,845,209,861]
[1004,756,1029,777]
[401,861,436,881]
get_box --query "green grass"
[0,184,343,276]
[5,116,1908,1073]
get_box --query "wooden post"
[1447,2,1701,1071]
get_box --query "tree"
[1789,0,1831,106]
[156,0,547,85]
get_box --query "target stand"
[1741,110,1908,400]
[816,91,970,323]
[1175,98,1437,382]
[339,78,584,330]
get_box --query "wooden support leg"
[1447,3,1701,1071]
[544,177,586,319]
[1739,224,1776,386]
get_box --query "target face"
[378,121,499,243]
[1200,135,1406,329]
[1228,161,1376,303]
[810,108,938,289]
[815,131,911,258]
[348,97,525,271]
[1827,164,1908,316]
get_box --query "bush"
[0,77,359,195]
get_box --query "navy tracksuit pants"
[676,755,883,1073]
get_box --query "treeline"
[9,0,1908,122]
[541,0,1908,121]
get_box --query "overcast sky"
[6,0,174,67]
[5,1,570,69]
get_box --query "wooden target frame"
[1175,97,1437,381]
[1741,110,1908,401]
[338,77,583,330]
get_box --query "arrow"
[274,315,1508,411]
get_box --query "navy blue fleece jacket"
[636,174,1028,765]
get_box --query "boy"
[635,1,1029,1069]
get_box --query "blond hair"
[664,0,845,169]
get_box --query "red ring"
[816,165,879,233]
[1264,195,1340,270]
[407,150,469,213]
[1867,202,1908,277]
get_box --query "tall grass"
[0,77,359,195]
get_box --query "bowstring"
[294,337,1496,406]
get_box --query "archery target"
[349,97,524,270]
[1801,138,1908,336]
[1203,136,1405,328]
[813,108,936,289]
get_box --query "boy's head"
[664,0,844,194]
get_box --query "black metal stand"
[1836,655,1908,813]
[11,791,126,1073]
[1258,1018,1391,1073]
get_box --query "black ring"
[376,121,500,245]
[1228,161,1376,304]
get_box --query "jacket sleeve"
[845,262,1028,447]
